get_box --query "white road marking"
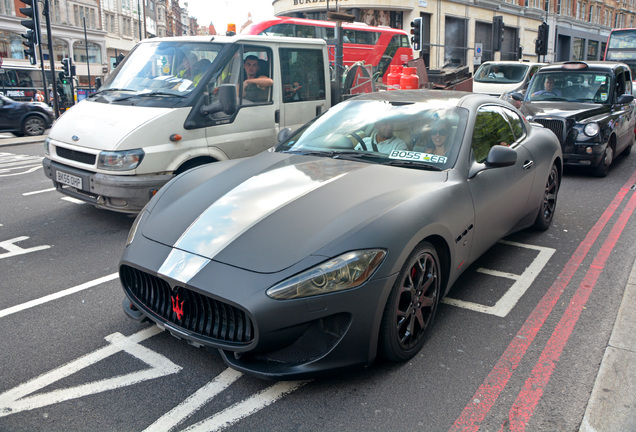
[0,236,50,260]
[183,380,309,432]
[23,188,56,196]
[442,240,556,317]
[143,368,243,432]
[0,273,118,319]
[0,327,177,417]
[0,153,43,176]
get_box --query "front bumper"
[562,142,605,167]
[119,235,396,380]
[43,158,173,213]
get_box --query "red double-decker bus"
[242,17,414,85]
[603,28,636,85]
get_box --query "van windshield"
[99,41,223,97]
[474,63,529,84]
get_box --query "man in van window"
[242,55,273,102]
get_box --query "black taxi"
[514,61,634,177]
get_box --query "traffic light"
[410,17,422,51]
[22,29,36,65]
[19,0,40,65]
[493,16,504,52]
[59,71,69,85]
[62,58,76,78]
[62,58,70,77]
[535,22,549,56]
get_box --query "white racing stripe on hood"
[158,160,349,284]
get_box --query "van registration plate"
[56,170,82,189]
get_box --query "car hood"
[520,102,608,122]
[48,100,180,151]
[141,152,447,274]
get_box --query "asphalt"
[1,133,635,431]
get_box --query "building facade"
[272,0,636,70]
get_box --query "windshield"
[100,41,222,97]
[526,71,611,103]
[474,63,529,84]
[277,100,469,170]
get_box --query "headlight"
[266,249,386,300]
[126,208,149,246]
[44,137,50,156]
[97,149,145,171]
[584,122,600,137]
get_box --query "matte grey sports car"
[120,90,562,380]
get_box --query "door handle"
[523,160,534,170]
[275,109,280,124]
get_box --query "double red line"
[450,171,636,432]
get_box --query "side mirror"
[617,94,634,104]
[277,128,292,143]
[510,92,524,102]
[201,84,237,116]
[95,77,102,90]
[485,145,517,167]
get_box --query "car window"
[471,105,516,163]
[501,107,526,142]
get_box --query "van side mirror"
[277,128,292,143]
[201,84,237,116]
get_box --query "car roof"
[478,61,546,67]
[537,61,628,73]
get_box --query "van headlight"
[97,149,145,171]
[44,137,51,156]
[266,249,386,300]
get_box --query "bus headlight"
[97,149,145,171]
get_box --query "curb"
[579,257,636,431]
[0,135,47,147]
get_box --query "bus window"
[265,24,295,37]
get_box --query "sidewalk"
[0,134,47,147]
[580,258,636,431]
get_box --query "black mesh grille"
[533,118,566,144]
[56,147,96,165]
[120,265,254,345]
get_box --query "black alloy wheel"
[379,241,441,362]
[533,163,559,231]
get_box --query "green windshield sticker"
[595,76,606,82]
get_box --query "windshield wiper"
[382,160,443,171]
[139,91,187,98]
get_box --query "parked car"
[473,60,545,97]
[0,95,54,137]
[120,90,562,380]
[515,61,635,177]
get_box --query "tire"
[623,143,632,156]
[379,241,441,362]
[592,145,613,178]
[22,115,46,136]
[533,163,559,231]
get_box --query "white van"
[473,61,545,97]
[42,35,331,213]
